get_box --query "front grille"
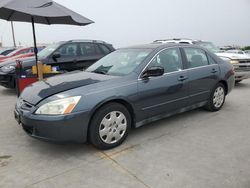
[239,60,250,64]
[236,67,250,72]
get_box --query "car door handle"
[178,76,188,81]
[211,69,218,73]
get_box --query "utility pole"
[11,21,16,47]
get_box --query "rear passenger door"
[78,43,104,70]
[182,47,220,105]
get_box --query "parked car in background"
[243,50,250,55]
[0,47,45,63]
[0,47,16,57]
[225,50,250,55]
[0,40,115,88]
[154,39,250,83]
[15,43,235,149]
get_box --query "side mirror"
[141,66,164,78]
[52,52,61,60]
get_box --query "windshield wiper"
[92,70,108,75]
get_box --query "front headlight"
[230,60,240,64]
[1,65,15,72]
[35,96,81,115]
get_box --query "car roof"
[67,39,110,44]
[153,38,213,44]
[155,38,192,42]
[119,43,194,50]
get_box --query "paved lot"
[0,80,250,188]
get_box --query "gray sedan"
[15,43,235,150]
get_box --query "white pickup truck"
[154,39,250,83]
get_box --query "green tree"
[243,46,250,50]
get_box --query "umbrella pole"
[31,17,43,80]
[11,21,16,47]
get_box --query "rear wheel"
[89,103,131,150]
[205,83,226,112]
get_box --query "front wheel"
[89,103,131,150]
[205,83,226,112]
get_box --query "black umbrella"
[0,0,94,78]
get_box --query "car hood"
[20,71,116,105]
[0,56,35,68]
[216,52,250,60]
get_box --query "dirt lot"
[0,80,250,188]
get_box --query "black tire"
[89,103,131,150]
[205,83,226,112]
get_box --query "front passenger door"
[136,48,189,121]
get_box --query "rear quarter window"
[99,44,111,55]
[79,43,97,56]
[207,54,217,65]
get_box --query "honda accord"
[15,43,235,150]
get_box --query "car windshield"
[0,48,14,56]
[6,49,22,57]
[38,43,61,59]
[194,42,221,53]
[86,49,152,76]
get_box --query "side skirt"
[135,101,208,128]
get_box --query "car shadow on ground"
[20,109,206,158]
[0,88,17,96]
[23,108,206,157]
[235,81,250,89]
[130,108,205,138]
[25,137,99,159]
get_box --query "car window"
[18,49,31,55]
[38,43,61,59]
[86,49,152,76]
[207,54,217,65]
[183,48,209,68]
[99,44,111,55]
[56,43,78,57]
[150,48,183,73]
[1,49,14,56]
[79,43,96,56]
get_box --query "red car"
[0,47,45,63]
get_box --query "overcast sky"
[0,0,250,48]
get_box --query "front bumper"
[234,71,250,81]
[14,106,91,143]
[234,63,250,81]
[0,71,15,88]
